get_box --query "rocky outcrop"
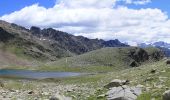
[30,26,41,37]
[129,48,149,63]
[0,27,15,42]
[128,47,164,67]
[148,50,164,61]
[102,39,127,47]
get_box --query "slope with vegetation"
[0,58,168,100]
[0,20,168,100]
[43,47,164,72]
[0,20,128,67]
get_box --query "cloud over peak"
[1,0,170,45]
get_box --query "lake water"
[0,69,83,79]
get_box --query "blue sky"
[0,0,170,45]
[0,0,169,16]
[0,0,55,15]
[127,0,170,17]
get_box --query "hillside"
[46,47,164,71]
[0,21,167,100]
[0,20,165,71]
[0,46,167,100]
[0,20,62,61]
[0,20,128,66]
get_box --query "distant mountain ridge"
[0,20,128,63]
[139,41,170,48]
[0,20,165,69]
[138,41,170,57]
[30,26,128,55]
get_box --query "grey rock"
[106,86,142,100]
[166,60,170,65]
[150,69,156,74]
[109,97,131,100]
[105,79,129,88]
[0,81,4,87]
[49,97,59,100]
[28,91,34,94]
[163,90,170,100]
[97,94,106,99]
[49,94,72,100]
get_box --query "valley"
[0,20,169,100]
[0,59,169,100]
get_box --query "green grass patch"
[38,65,119,73]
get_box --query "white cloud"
[56,0,117,8]
[122,0,151,5]
[1,0,170,45]
[133,0,151,5]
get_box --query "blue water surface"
[0,69,83,79]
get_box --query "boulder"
[28,91,34,94]
[106,86,142,100]
[163,90,170,100]
[104,79,129,88]
[49,97,59,100]
[129,61,139,67]
[49,94,72,100]
[150,69,156,74]
[97,94,106,99]
[166,60,170,65]
[109,97,130,100]
[0,81,4,88]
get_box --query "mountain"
[47,47,164,70]
[0,20,60,62]
[139,41,170,49]
[30,26,128,55]
[0,20,128,64]
[138,41,170,57]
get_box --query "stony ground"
[0,79,97,100]
[0,59,170,100]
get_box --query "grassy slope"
[0,21,72,66]
[1,59,169,100]
[60,59,169,100]
[38,47,162,72]
[43,47,136,71]
[0,47,167,100]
